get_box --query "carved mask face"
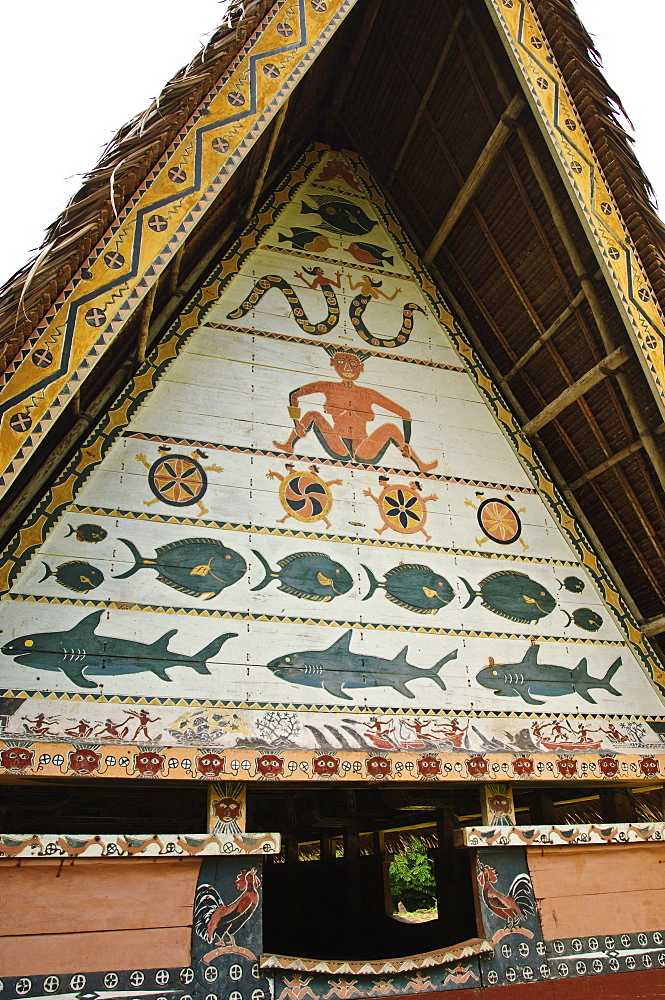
[197,752,225,777]
[134,752,165,775]
[214,797,242,823]
[466,755,489,778]
[488,794,511,815]
[1,747,34,771]
[556,758,577,777]
[313,754,339,777]
[367,756,391,778]
[513,756,534,777]
[68,749,101,774]
[257,754,283,777]
[417,755,441,778]
[598,756,619,778]
[639,756,659,777]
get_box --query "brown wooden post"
[530,789,557,825]
[600,788,638,823]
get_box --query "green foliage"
[389,838,437,911]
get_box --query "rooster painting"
[477,863,535,941]
[194,868,260,963]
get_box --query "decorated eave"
[0,0,664,658]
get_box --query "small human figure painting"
[476,643,622,705]
[136,446,222,517]
[364,477,438,541]
[274,348,437,473]
[266,463,342,529]
[266,630,457,701]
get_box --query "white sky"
[1,1,663,287]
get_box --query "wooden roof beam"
[521,345,630,437]
[568,422,665,491]
[422,93,525,264]
[641,615,665,638]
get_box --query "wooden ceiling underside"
[0,0,663,656]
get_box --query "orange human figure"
[347,274,401,300]
[274,349,437,473]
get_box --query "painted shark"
[1,610,237,689]
[266,630,457,701]
[475,644,622,706]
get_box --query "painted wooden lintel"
[0,830,280,859]
[260,938,493,975]
[456,820,665,848]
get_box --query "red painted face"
[597,756,619,778]
[367,756,391,778]
[639,756,659,777]
[69,749,101,775]
[556,758,577,777]
[197,752,225,777]
[313,754,339,777]
[417,755,441,779]
[134,752,165,776]
[257,754,283,777]
[466,755,489,778]
[214,797,242,823]
[331,353,363,382]
[1,747,34,771]
[488,794,511,815]
[512,756,534,777]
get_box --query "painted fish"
[251,550,353,601]
[461,571,556,624]
[344,242,394,266]
[277,228,334,253]
[0,609,237,689]
[362,564,454,615]
[266,630,457,701]
[65,523,107,543]
[564,608,603,632]
[114,537,247,599]
[40,561,104,594]
[476,644,622,706]
[562,576,584,593]
[301,197,376,236]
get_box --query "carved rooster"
[477,863,534,929]
[194,868,260,958]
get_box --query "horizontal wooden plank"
[0,858,200,936]
[528,843,665,897]
[538,888,665,938]
[0,926,191,976]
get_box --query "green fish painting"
[40,561,104,593]
[461,571,556,624]
[114,537,247,599]
[562,576,585,593]
[564,608,604,632]
[65,523,107,543]
[251,550,353,601]
[362,564,454,615]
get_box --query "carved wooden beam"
[422,93,526,264]
[521,345,630,437]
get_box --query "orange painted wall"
[527,842,665,938]
[0,857,201,975]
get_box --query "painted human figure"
[602,722,629,743]
[274,349,437,473]
[22,712,57,736]
[64,719,94,738]
[125,709,159,741]
[347,274,401,300]
[94,718,130,739]
[295,266,342,290]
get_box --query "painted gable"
[0,146,663,775]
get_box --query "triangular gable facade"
[1,146,662,780]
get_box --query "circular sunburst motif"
[477,498,522,544]
[279,471,333,522]
[148,454,207,507]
